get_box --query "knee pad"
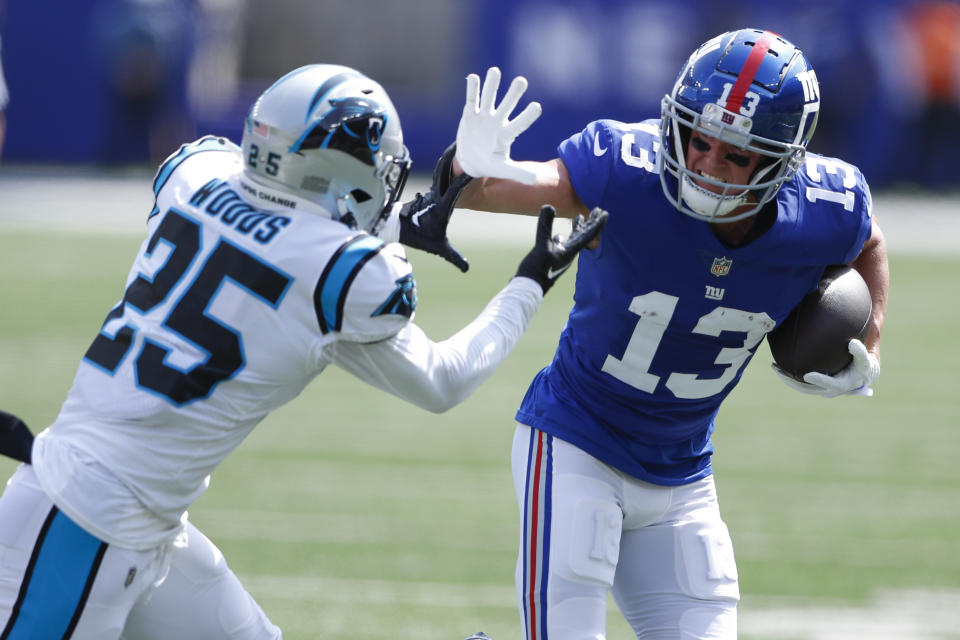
[560,497,623,585]
[674,519,739,603]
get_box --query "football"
[767,265,872,379]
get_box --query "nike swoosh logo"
[411,203,435,228]
[593,132,607,157]
[547,264,570,280]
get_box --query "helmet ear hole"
[350,189,372,203]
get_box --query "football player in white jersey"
[0,64,607,639]
[449,30,889,640]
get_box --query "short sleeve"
[557,120,616,210]
[314,237,416,343]
[842,168,874,263]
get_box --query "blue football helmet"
[659,29,821,222]
[241,64,411,234]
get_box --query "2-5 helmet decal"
[659,29,820,223]
[241,64,411,235]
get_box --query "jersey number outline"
[84,209,292,405]
[601,291,774,399]
[804,156,857,212]
[599,131,857,399]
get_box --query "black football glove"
[398,142,471,273]
[0,409,34,464]
[516,205,608,294]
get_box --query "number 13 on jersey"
[600,291,775,400]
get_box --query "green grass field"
[1,227,957,639]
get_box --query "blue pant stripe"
[520,427,535,635]
[1,508,107,640]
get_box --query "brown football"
[767,265,872,379]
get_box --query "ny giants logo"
[704,285,725,301]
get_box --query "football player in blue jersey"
[450,29,889,639]
[0,64,606,639]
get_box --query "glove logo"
[547,264,571,280]
[593,132,608,157]
[411,204,435,228]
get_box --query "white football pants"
[0,464,281,639]
[512,424,739,640]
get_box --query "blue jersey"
[515,119,873,485]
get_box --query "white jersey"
[32,136,543,549]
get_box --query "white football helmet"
[241,64,411,234]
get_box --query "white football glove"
[772,338,880,398]
[456,67,542,185]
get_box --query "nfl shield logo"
[710,256,733,277]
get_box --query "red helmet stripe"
[725,30,777,113]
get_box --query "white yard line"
[742,588,960,640]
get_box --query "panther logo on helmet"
[241,64,411,235]
[295,97,391,165]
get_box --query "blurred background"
[2,0,960,192]
[1,2,959,639]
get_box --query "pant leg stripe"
[62,540,108,639]
[520,429,535,639]
[522,429,552,640]
[538,433,553,640]
[1,507,108,640]
[527,432,543,640]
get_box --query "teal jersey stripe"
[149,136,232,220]
[314,235,384,333]
[153,136,231,199]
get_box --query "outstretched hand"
[398,143,471,272]
[456,67,542,185]
[516,205,609,294]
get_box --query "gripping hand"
[398,143,471,272]
[772,339,880,397]
[456,67,542,185]
[516,205,608,294]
